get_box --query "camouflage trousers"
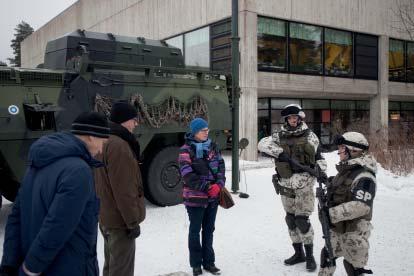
[318,219,373,276]
[281,182,315,245]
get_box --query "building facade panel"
[389,82,414,99]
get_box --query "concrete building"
[22,0,414,160]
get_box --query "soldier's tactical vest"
[327,163,374,233]
[276,129,316,179]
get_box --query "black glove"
[127,225,141,239]
[317,171,328,183]
[261,152,274,158]
[191,159,209,176]
[277,152,290,162]
[0,265,18,276]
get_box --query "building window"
[389,39,406,81]
[258,98,370,146]
[258,98,271,140]
[289,22,323,74]
[184,27,210,68]
[407,42,414,82]
[389,101,414,146]
[211,19,231,71]
[165,35,183,54]
[256,16,380,80]
[257,17,287,72]
[324,28,353,76]
[354,33,378,80]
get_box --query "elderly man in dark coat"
[0,112,109,276]
[94,101,145,276]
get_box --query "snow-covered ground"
[1,152,414,276]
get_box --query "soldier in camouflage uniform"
[318,132,376,276]
[258,104,327,272]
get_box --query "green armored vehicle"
[0,30,231,207]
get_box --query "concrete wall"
[21,2,81,67]
[23,0,414,67]
[22,0,231,67]
[389,82,414,100]
[257,73,378,99]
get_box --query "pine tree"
[8,21,34,67]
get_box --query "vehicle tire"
[146,146,183,206]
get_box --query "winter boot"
[204,264,221,275]
[304,244,317,272]
[193,267,202,276]
[284,243,305,265]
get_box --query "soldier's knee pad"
[295,215,310,234]
[320,247,336,268]
[285,212,296,230]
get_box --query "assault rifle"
[288,157,335,265]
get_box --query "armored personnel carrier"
[0,30,231,206]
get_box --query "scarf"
[191,139,212,159]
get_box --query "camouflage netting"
[94,93,208,128]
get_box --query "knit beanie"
[71,112,110,138]
[110,100,138,124]
[190,118,208,134]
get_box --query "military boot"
[284,243,305,265]
[304,244,317,271]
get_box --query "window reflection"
[325,29,353,76]
[185,27,210,68]
[165,35,183,53]
[389,39,405,81]
[289,23,322,74]
[257,17,287,71]
[408,42,414,82]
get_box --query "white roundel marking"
[8,105,19,115]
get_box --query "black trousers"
[186,203,218,268]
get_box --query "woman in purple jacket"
[178,118,226,276]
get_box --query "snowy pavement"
[1,152,414,275]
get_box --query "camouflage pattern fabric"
[281,184,315,244]
[258,122,326,244]
[318,220,372,276]
[329,154,377,224]
[258,122,327,172]
[318,154,377,275]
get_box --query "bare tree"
[392,0,414,40]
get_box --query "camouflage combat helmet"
[334,131,369,152]
[281,104,306,119]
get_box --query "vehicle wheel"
[146,146,183,206]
